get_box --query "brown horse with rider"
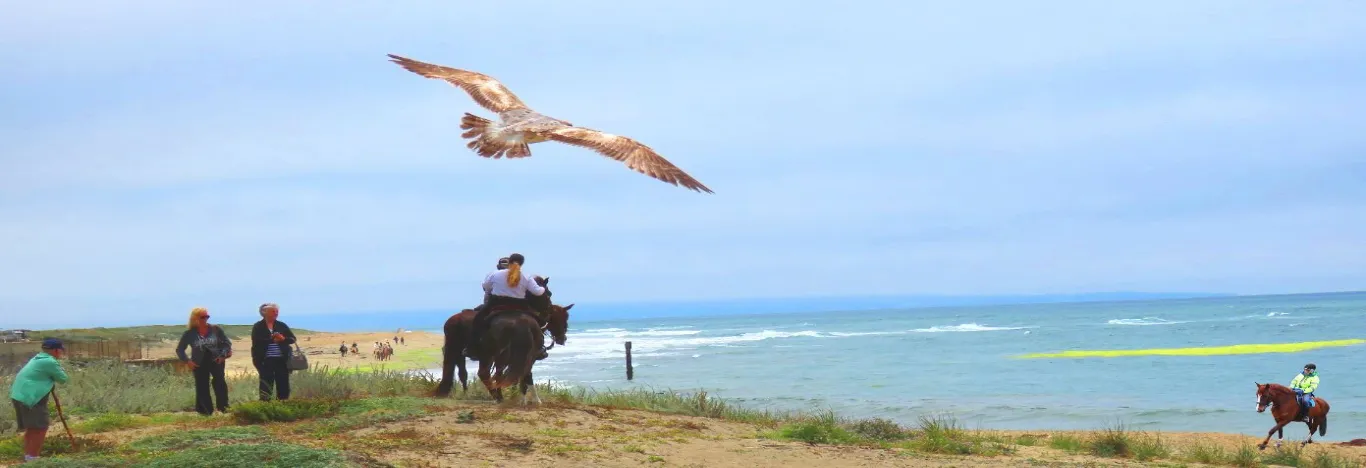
[1255,378,1330,449]
[433,254,571,402]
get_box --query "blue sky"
[1,1,1363,328]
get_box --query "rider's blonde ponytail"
[506,262,522,288]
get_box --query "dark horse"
[433,276,571,402]
[1255,382,1330,450]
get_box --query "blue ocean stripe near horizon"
[406,292,1366,440]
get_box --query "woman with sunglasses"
[176,307,234,415]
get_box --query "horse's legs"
[529,372,542,405]
[456,354,469,394]
[1260,422,1288,450]
[1303,419,1315,445]
[478,359,501,403]
[520,371,540,405]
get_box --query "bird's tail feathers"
[458,112,531,159]
[460,113,493,138]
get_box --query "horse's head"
[1255,382,1289,413]
[1255,382,1270,412]
[543,303,573,346]
[527,276,553,313]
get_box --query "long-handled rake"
[50,388,76,449]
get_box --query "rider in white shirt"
[465,253,546,358]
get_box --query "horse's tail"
[434,314,462,396]
[1319,399,1329,436]
[493,320,537,389]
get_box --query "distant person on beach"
[466,252,547,359]
[1291,363,1319,410]
[9,338,68,463]
[340,343,348,356]
[252,303,298,401]
[176,307,233,415]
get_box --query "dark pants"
[193,360,229,415]
[257,357,291,401]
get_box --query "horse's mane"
[524,278,553,319]
[1260,382,1296,398]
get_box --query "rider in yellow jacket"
[1290,363,1319,410]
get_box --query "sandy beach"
[145,329,447,376]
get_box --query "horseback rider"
[464,253,548,360]
[474,257,511,313]
[1291,363,1319,415]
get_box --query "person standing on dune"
[9,338,69,463]
[176,307,233,415]
[252,303,298,401]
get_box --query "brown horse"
[480,304,556,404]
[1255,382,1330,449]
[433,276,571,398]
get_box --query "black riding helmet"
[496,257,509,270]
[1304,363,1316,370]
[508,253,525,265]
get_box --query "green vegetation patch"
[762,412,1013,456]
[29,325,316,343]
[128,426,270,451]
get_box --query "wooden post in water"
[624,341,634,380]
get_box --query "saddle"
[1295,395,1315,421]
[483,304,545,325]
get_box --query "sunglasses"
[200,316,211,320]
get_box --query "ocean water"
[430,292,1366,440]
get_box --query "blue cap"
[41,338,64,350]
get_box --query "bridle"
[1255,385,1282,413]
[540,313,566,352]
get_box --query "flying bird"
[386,53,713,194]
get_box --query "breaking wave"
[1106,317,1187,326]
[549,323,1034,363]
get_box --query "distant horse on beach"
[1255,382,1330,449]
[433,276,570,401]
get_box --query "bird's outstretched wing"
[387,54,529,113]
[541,126,713,194]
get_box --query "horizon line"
[18,289,1364,332]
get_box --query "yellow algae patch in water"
[1015,339,1366,359]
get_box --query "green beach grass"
[2,358,1362,466]
[323,347,444,374]
[1015,338,1366,359]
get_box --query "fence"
[1,340,146,370]
[0,342,37,370]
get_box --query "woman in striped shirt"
[251,303,298,401]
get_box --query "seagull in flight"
[387,54,713,194]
